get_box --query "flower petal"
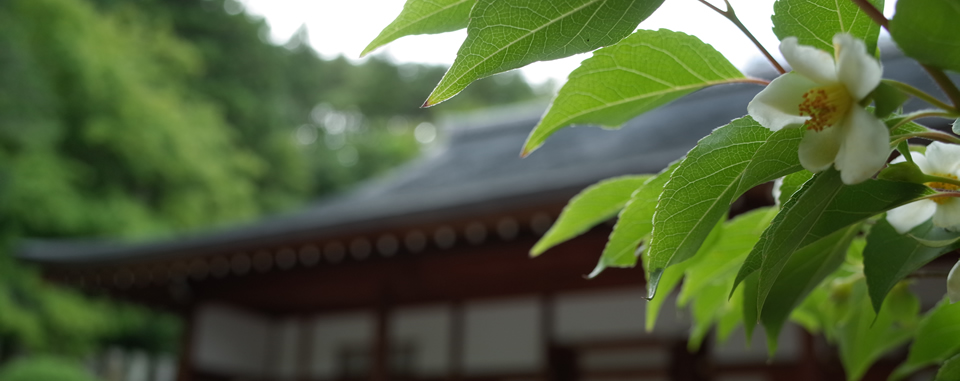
[780,36,838,84]
[748,73,818,131]
[886,200,936,234]
[835,33,882,100]
[834,107,890,184]
[923,142,960,175]
[798,123,842,172]
[933,198,960,231]
[949,259,960,303]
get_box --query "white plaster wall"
[124,350,149,381]
[272,318,301,380]
[463,296,542,375]
[554,287,688,344]
[642,291,692,338]
[713,324,801,364]
[153,354,177,381]
[193,304,271,378]
[391,305,451,377]
[554,288,647,343]
[308,311,375,379]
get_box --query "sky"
[237,0,896,86]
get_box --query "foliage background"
[0,0,545,373]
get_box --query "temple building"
[18,50,956,381]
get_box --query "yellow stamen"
[927,173,960,204]
[799,84,852,132]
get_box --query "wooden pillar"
[175,308,195,381]
[668,337,710,381]
[540,294,555,381]
[798,331,819,380]
[371,298,391,381]
[449,301,464,380]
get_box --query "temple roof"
[17,50,954,266]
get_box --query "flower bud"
[878,161,926,183]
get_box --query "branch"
[920,64,960,110]
[698,0,786,74]
[850,0,888,28]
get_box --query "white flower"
[771,177,783,206]
[950,260,960,303]
[748,34,886,185]
[886,142,960,233]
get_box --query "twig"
[905,269,950,279]
[697,0,786,74]
[890,130,960,146]
[884,80,959,114]
[888,110,959,133]
[850,0,960,108]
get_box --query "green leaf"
[760,224,859,353]
[864,219,959,313]
[717,285,745,343]
[591,162,678,278]
[936,354,960,381]
[741,272,760,340]
[680,208,775,351]
[790,283,828,335]
[771,0,884,56]
[873,81,910,118]
[953,118,960,135]
[521,29,749,155]
[644,218,721,331]
[892,298,960,380]
[361,0,475,57]
[792,268,861,343]
[784,238,865,344]
[644,260,687,332]
[646,117,798,299]
[532,175,652,256]
[678,208,776,305]
[740,168,931,316]
[837,281,918,381]
[887,113,934,135]
[688,280,728,352]
[425,0,665,106]
[890,0,960,73]
[776,170,813,206]
[735,128,805,196]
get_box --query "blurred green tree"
[0,356,100,381]
[0,0,543,365]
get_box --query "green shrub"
[0,356,100,381]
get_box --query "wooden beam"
[188,229,643,315]
[371,295,390,381]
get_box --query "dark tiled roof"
[17,52,955,265]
